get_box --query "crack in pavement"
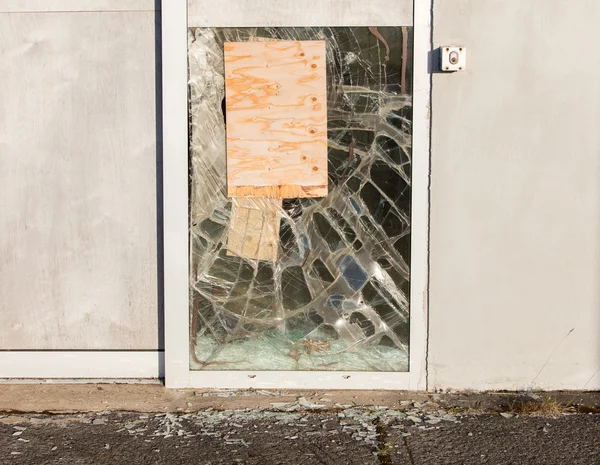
[374,419,393,465]
[402,435,415,465]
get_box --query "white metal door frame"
[0,0,163,381]
[0,352,162,379]
[162,0,432,389]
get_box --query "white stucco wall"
[428,0,600,390]
[0,2,160,349]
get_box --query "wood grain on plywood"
[224,40,328,199]
[226,198,282,261]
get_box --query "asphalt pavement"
[0,385,598,464]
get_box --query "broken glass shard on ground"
[189,27,413,371]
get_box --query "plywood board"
[224,40,328,199]
[226,198,282,261]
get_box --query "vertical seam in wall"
[425,0,434,392]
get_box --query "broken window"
[189,27,413,371]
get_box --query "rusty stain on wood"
[226,198,282,261]
[224,40,328,199]
[401,26,408,93]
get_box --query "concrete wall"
[429,0,600,390]
[0,2,161,349]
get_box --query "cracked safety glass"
[189,27,413,371]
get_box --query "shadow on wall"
[154,0,165,363]
[427,47,451,74]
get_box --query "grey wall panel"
[188,0,413,26]
[429,0,600,390]
[0,1,155,12]
[0,11,160,349]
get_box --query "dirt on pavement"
[0,384,598,464]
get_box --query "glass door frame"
[161,0,431,389]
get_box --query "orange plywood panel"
[224,40,328,199]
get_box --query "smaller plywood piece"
[224,40,328,199]
[226,198,282,261]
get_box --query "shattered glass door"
[189,27,413,371]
